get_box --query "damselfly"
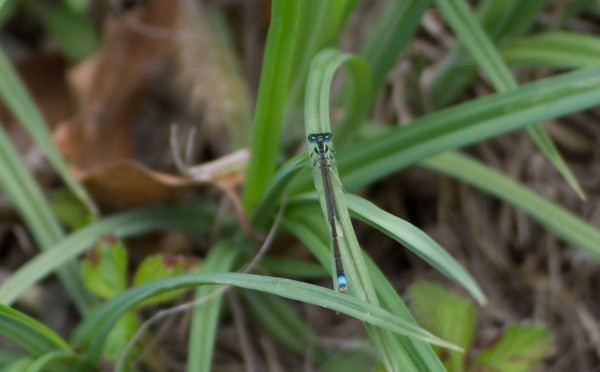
[308,132,347,292]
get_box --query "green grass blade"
[260,257,327,279]
[0,203,214,305]
[300,66,600,193]
[0,48,97,214]
[242,291,330,362]
[251,153,306,229]
[188,242,240,372]
[435,0,584,198]
[435,32,600,88]
[430,0,546,107]
[0,351,24,366]
[71,273,461,368]
[283,202,445,370]
[242,0,300,212]
[421,151,600,261]
[476,0,546,40]
[345,194,486,305]
[360,0,432,94]
[305,48,376,300]
[0,123,95,311]
[25,351,78,372]
[305,48,372,144]
[287,0,358,106]
[2,357,35,371]
[500,31,600,67]
[0,305,70,356]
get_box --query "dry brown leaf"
[54,0,180,171]
[80,160,194,211]
[79,149,249,212]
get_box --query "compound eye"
[324,132,332,140]
[308,134,316,142]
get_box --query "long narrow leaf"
[360,0,432,94]
[0,305,70,356]
[435,0,584,198]
[430,0,546,107]
[283,201,445,371]
[188,242,240,372]
[71,273,461,369]
[242,0,300,211]
[0,48,97,214]
[421,151,600,261]
[0,123,95,311]
[0,203,214,305]
[292,66,600,193]
[500,31,600,67]
[345,194,486,305]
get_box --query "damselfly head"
[308,132,333,143]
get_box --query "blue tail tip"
[337,275,347,292]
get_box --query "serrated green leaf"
[474,324,552,372]
[102,311,140,364]
[50,189,91,229]
[82,237,128,300]
[410,281,475,372]
[132,254,197,307]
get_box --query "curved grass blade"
[295,65,600,193]
[305,48,371,145]
[345,194,486,305]
[421,151,600,261]
[435,0,584,198]
[305,47,443,370]
[0,203,214,305]
[0,305,70,356]
[305,48,375,299]
[71,273,461,368]
[0,49,97,214]
[287,0,358,106]
[0,122,95,311]
[283,201,445,371]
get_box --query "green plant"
[409,280,552,372]
[1,0,599,371]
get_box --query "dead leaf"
[54,0,179,171]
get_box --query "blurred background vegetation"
[1,0,600,371]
